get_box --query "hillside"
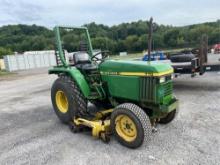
[0,20,219,57]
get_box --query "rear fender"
[49,67,90,97]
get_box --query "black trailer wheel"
[51,75,87,124]
[159,110,176,124]
[111,103,152,148]
[170,54,195,63]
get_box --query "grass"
[0,70,14,77]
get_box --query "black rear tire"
[159,110,176,124]
[111,103,152,148]
[51,75,87,124]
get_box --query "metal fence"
[4,53,56,72]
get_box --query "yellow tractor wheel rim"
[55,90,68,113]
[115,115,137,142]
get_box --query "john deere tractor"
[49,26,179,148]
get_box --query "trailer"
[171,35,220,77]
[143,31,220,77]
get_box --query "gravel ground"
[0,69,220,165]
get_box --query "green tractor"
[49,26,179,148]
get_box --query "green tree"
[0,47,13,58]
[0,20,219,55]
[123,35,139,52]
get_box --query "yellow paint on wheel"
[115,115,137,142]
[55,90,68,113]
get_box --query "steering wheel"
[91,51,109,63]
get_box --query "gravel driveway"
[0,69,219,165]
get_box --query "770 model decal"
[100,69,173,77]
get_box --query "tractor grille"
[163,81,173,97]
[139,77,156,102]
[139,77,173,103]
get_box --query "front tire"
[51,75,87,124]
[111,103,152,148]
[159,110,176,124]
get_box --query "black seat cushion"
[81,63,97,71]
[73,52,91,65]
[75,63,97,72]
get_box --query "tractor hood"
[99,60,173,77]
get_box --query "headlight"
[159,77,165,83]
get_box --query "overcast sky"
[0,0,219,27]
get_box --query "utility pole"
[199,34,208,75]
[148,17,153,61]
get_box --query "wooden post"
[199,34,208,75]
[148,17,153,61]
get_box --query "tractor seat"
[75,63,97,72]
[73,52,97,73]
[80,63,97,71]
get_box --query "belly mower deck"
[69,109,113,143]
